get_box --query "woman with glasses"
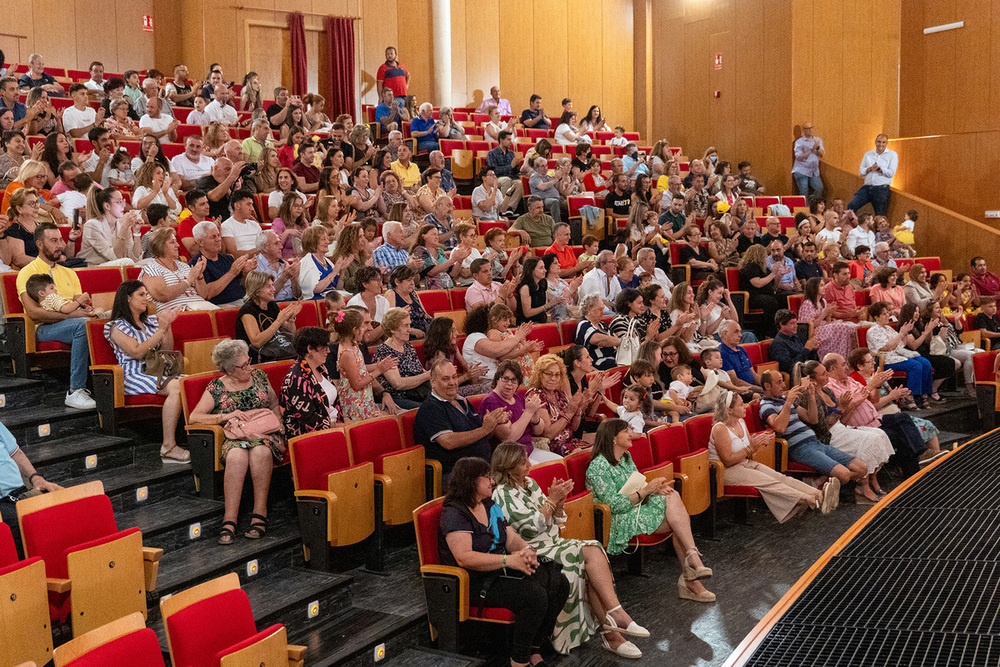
[478,360,561,464]
[526,354,589,456]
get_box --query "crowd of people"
[1,48,992,667]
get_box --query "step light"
[38,424,50,437]
[246,559,258,577]
[307,600,319,619]
[85,455,97,470]
[188,523,201,540]
[136,486,148,502]
[374,643,386,662]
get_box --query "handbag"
[615,318,641,366]
[258,330,296,362]
[143,350,184,391]
[223,408,283,440]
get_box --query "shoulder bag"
[615,318,641,366]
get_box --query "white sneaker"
[65,388,97,410]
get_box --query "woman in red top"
[582,158,608,197]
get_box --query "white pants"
[951,347,983,385]
[529,448,563,464]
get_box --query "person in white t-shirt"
[171,135,215,190]
[451,222,483,287]
[204,85,239,126]
[815,210,842,248]
[55,172,92,220]
[62,83,104,138]
[220,190,263,258]
[83,61,105,96]
[139,96,178,143]
[80,126,113,187]
[471,167,504,221]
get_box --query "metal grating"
[740,430,1000,666]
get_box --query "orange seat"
[0,523,52,666]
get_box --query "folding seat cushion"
[62,628,165,667]
[165,589,259,667]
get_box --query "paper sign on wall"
[143,15,154,32]
[714,53,723,70]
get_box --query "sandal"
[683,548,713,580]
[160,444,191,465]
[218,521,237,545]
[244,513,268,539]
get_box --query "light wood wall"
[0,0,155,74]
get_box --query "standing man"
[377,46,409,109]
[848,134,897,217]
[792,122,824,201]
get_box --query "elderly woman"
[439,456,571,667]
[189,339,284,544]
[279,327,341,439]
[437,107,467,141]
[298,226,344,299]
[384,265,431,336]
[586,419,715,601]
[416,167,447,214]
[104,98,141,140]
[869,266,905,314]
[139,227,214,310]
[795,360,896,503]
[413,224,465,290]
[492,442,647,658]
[478,361,557,463]
[237,271,303,363]
[80,187,142,266]
[132,161,182,218]
[104,281,188,464]
[574,293,620,370]
[864,301,933,409]
[346,265,390,343]
[903,263,941,309]
[659,336,706,389]
[710,391,827,520]
[526,354,590,456]
[371,307,432,410]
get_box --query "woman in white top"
[578,105,610,135]
[140,227,217,311]
[346,265,391,344]
[865,301,934,409]
[709,391,826,521]
[483,105,516,143]
[132,162,182,218]
[667,281,701,349]
[267,168,308,220]
[695,277,745,343]
[80,187,142,266]
[554,111,592,146]
[462,303,538,384]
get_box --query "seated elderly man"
[204,84,239,125]
[134,77,174,118]
[424,194,457,251]
[373,220,422,274]
[16,222,96,410]
[759,369,867,489]
[424,150,456,194]
[528,157,564,223]
[410,102,443,153]
[189,220,252,308]
[635,247,672,293]
[718,320,763,394]
[196,157,245,220]
[139,95,178,143]
[511,196,556,248]
[765,240,800,294]
[413,359,509,478]
[579,249,621,314]
[769,309,818,375]
[543,223,590,277]
[255,230,301,301]
[385,129,404,161]
[465,258,515,312]
[476,86,512,115]
[871,241,898,274]
[241,120,274,165]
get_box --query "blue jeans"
[793,172,823,200]
[35,318,89,391]
[788,436,855,475]
[885,356,933,397]
[848,184,891,216]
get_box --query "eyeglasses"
[497,375,518,384]
[24,200,39,207]
[663,350,678,357]
[542,370,561,378]
[236,360,251,371]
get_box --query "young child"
[698,347,760,409]
[324,291,346,329]
[976,297,1000,345]
[187,95,211,126]
[55,172,92,221]
[106,150,135,188]
[638,272,654,289]
[892,210,917,258]
[600,384,648,432]
[627,359,683,425]
[25,274,109,318]
[609,125,628,147]
[578,235,600,264]
[360,217,382,252]
[668,364,695,413]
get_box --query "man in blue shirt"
[0,421,60,557]
[485,131,525,212]
[189,220,249,307]
[795,241,824,281]
[0,77,30,130]
[410,103,441,153]
[718,321,762,392]
[374,87,404,134]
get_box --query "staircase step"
[57,451,194,513]
[154,503,303,596]
[287,606,426,667]
[383,648,484,667]
[0,403,100,443]
[0,376,46,409]
[21,433,135,483]
[116,495,225,551]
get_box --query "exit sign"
[143,15,154,32]
[714,53,723,70]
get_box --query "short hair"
[212,339,250,374]
[34,220,58,244]
[491,359,524,388]
[527,195,543,208]
[854,245,871,256]
[87,126,110,144]
[24,274,54,303]
[498,130,512,142]
[630,359,656,378]
[868,301,892,319]
[470,257,489,275]
[529,94,542,103]
[146,226,176,258]
[146,203,169,227]
[971,256,985,268]
[484,227,506,246]
[553,222,569,235]
[72,172,93,192]
[738,160,750,170]
[301,225,327,254]
[387,265,418,287]
[831,261,850,275]
[774,309,796,328]
[579,293,603,315]
[582,234,598,247]
[69,83,87,95]
[671,364,691,380]
[292,326,330,358]
[847,347,872,371]
[354,265,382,288]
[192,220,217,242]
[230,189,253,208]
[381,307,409,337]
[718,319,740,337]
[700,347,721,364]
[381,220,402,238]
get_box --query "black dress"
[516,279,548,324]
[740,263,781,338]
[679,243,717,282]
[236,300,280,364]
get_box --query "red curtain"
[288,12,308,96]
[324,16,356,118]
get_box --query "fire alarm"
[713,91,721,98]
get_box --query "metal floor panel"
[740,430,1000,666]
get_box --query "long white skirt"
[828,421,894,473]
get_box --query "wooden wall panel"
[463,0,500,110]
[920,0,957,135]
[114,1,157,73]
[31,0,78,69]
[568,0,604,123]
[394,0,433,104]
[952,0,991,134]
[499,0,535,117]
[532,0,569,114]
[360,0,397,104]
[448,0,467,108]
[602,0,634,132]
[0,0,33,65]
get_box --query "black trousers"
[472,561,570,663]
[879,413,924,477]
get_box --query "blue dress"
[105,316,161,395]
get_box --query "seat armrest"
[287,645,307,661]
[425,459,442,499]
[420,564,470,621]
[594,502,611,548]
[47,578,72,593]
[142,547,163,562]
[709,460,725,497]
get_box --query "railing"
[819,161,1000,274]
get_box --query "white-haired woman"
[139,227,215,311]
[437,107,468,141]
[189,339,284,545]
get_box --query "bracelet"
[502,554,507,573]
[28,473,42,485]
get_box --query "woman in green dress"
[492,442,648,659]
[586,418,716,602]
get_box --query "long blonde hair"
[491,442,529,489]
[738,244,767,270]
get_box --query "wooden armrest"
[709,460,726,497]
[774,437,789,472]
[47,578,71,593]
[286,645,307,660]
[295,489,338,502]
[425,459,442,499]
[184,422,225,436]
[142,547,163,562]
[420,564,469,584]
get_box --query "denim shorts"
[789,437,855,474]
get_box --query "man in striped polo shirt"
[377,47,409,110]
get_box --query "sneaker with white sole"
[65,388,97,410]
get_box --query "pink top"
[825,375,880,428]
[870,285,905,312]
[823,281,858,321]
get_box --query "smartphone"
[72,209,81,230]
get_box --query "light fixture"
[923,21,964,35]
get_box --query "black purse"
[258,330,296,361]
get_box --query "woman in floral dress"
[331,308,396,421]
[798,276,858,360]
[526,355,589,456]
[492,443,648,658]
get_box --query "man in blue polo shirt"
[413,360,507,478]
[718,321,762,393]
[0,77,30,130]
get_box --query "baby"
[601,384,647,433]
[25,274,110,318]
[668,364,695,411]
[609,125,628,147]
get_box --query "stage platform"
[725,427,1000,667]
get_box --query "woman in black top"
[610,288,654,343]
[678,227,719,282]
[515,256,550,325]
[384,265,431,337]
[236,272,302,363]
[438,456,570,667]
[737,244,781,338]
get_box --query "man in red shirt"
[543,223,591,278]
[971,256,1000,304]
[376,47,409,108]
[823,261,861,322]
